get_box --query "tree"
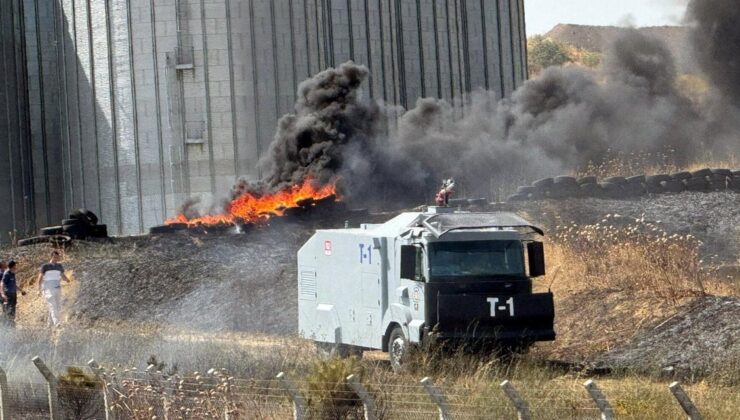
[528,35,573,76]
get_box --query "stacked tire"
[59,209,107,239]
[40,209,107,240]
[506,168,740,203]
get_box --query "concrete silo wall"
[13,0,527,237]
[0,0,36,242]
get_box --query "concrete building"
[1,0,527,240]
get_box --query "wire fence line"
[0,357,706,420]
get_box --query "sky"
[524,0,690,35]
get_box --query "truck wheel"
[388,326,408,372]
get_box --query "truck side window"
[414,247,424,282]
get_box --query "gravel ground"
[514,191,740,269]
[598,296,740,378]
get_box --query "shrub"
[528,36,572,75]
[306,357,364,419]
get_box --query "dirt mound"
[599,296,740,378]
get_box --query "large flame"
[166,178,338,227]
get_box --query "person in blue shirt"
[1,261,26,328]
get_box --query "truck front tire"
[388,326,408,372]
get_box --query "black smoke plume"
[181,0,736,217]
[259,62,383,190]
[688,0,740,105]
[250,27,726,207]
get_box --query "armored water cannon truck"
[297,207,555,368]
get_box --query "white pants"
[43,288,62,327]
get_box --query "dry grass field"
[1,158,738,418]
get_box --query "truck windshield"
[428,240,525,278]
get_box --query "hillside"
[545,24,698,74]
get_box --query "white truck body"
[297,209,555,352]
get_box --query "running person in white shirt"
[37,251,70,327]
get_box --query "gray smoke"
[685,0,740,150]
[216,0,737,211]
[688,0,740,104]
[391,29,703,197]
[255,30,718,205]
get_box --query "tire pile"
[507,168,740,202]
[18,209,108,247]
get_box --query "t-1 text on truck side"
[297,207,555,369]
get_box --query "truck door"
[360,271,381,345]
[399,245,425,342]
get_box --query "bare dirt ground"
[4,191,739,378]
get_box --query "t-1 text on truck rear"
[297,207,555,369]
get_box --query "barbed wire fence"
[0,356,704,420]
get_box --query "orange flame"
[166,178,338,227]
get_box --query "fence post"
[500,380,531,420]
[276,372,307,420]
[420,377,452,420]
[0,366,9,420]
[669,382,702,420]
[583,380,615,420]
[31,356,62,420]
[346,374,378,420]
[88,359,114,420]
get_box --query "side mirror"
[400,245,417,280]
[527,241,546,277]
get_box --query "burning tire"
[149,223,188,234]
